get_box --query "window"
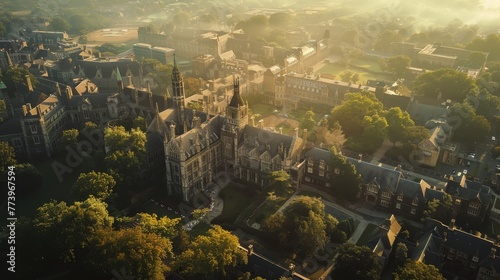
[83,109,90,119]
[319,170,325,177]
[411,208,417,214]
[380,200,390,207]
[396,203,401,209]
[12,139,22,147]
[457,251,468,259]
[326,182,331,187]
[397,194,403,201]
[334,168,340,175]
[382,192,391,199]
[469,202,481,209]
[412,198,419,206]
[305,176,311,182]
[473,255,479,262]
[307,167,313,173]
[33,136,41,144]
[467,208,479,216]
[30,124,38,133]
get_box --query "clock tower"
[222,77,248,174]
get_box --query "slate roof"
[0,117,23,136]
[169,115,223,160]
[239,126,303,160]
[304,147,331,162]
[395,179,430,200]
[367,215,401,255]
[346,158,403,193]
[237,246,309,280]
[411,231,443,268]
[407,101,448,124]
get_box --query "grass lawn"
[250,103,277,118]
[356,223,378,246]
[16,159,79,217]
[318,61,393,85]
[247,191,295,226]
[215,183,257,224]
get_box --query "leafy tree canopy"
[72,171,116,201]
[413,68,477,101]
[394,260,445,280]
[333,243,381,280]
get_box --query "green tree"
[300,110,316,131]
[132,116,146,131]
[314,122,347,149]
[394,243,408,268]
[267,170,293,195]
[192,208,209,220]
[3,67,38,94]
[422,199,440,221]
[105,150,141,183]
[61,128,79,148]
[329,91,383,137]
[374,30,403,51]
[86,227,173,280]
[403,125,430,144]
[328,147,361,202]
[0,141,16,171]
[359,114,388,150]
[104,126,146,156]
[96,43,118,55]
[184,77,200,97]
[235,15,269,39]
[332,243,381,280]
[468,52,487,67]
[269,12,293,28]
[394,260,444,280]
[72,171,116,201]
[413,68,477,101]
[0,99,6,122]
[33,197,114,263]
[49,17,71,31]
[467,34,500,60]
[385,107,415,145]
[176,225,248,278]
[386,55,411,76]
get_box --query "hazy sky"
[482,0,500,8]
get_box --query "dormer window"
[397,194,403,201]
[412,198,418,206]
[472,255,479,262]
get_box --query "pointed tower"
[225,77,248,132]
[171,54,185,109]
[116,66,124,92]
[221,77,248,175]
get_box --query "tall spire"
[171,53,185,109]
[116,66,122,81]
[228,77,244,108]
[116,67,124,92]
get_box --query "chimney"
[302,128,307,140]
[358,154,362,163]
[279,127,283,134]
[22,105,28,116]
[250,116,255,126]
[193,115,201,128]
[128,75,133,87]
[248,244,253,256]
[294,128,298,138]
[258,119,264,129]
[147,81,151,93]
[169,124,176,139]
[289,263,295,275]
[490,247,497,258]
[26,103,32,112]
[36,105,41,116]
[25,75,33,91]
[450,219,456,229]
[65,86,73,100]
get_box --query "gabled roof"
[346,158,402,193]
[240,126,302,160]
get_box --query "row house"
[410,218,500,280]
